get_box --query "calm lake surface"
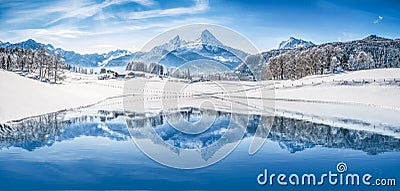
[0,105,399,190]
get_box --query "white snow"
[0,70,123,123]
[99,51,130,67]
[273,68,400,109]
[267,68,400,138]
[278,37,314,49]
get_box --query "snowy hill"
[0,39,133,67]
[0,70,123,123]
[278,37,315,49]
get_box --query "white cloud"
[123,0,209,20]
[373,16,383,24]
[337,32,358,42]
[46,0,156,25]
[10,27,92,44]
[6,0,156,25]
[6,0,208,29]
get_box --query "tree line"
[126,61,164,74]
[0,46,66,83]
[126,61,243,81]
[266,36,400,80]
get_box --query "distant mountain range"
[278,37,315,49]
[0,30,248,70]
[0,39,135,67]
[2,34,398,77]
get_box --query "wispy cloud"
[23,28,91,39]
[123,0,209,20]
[9,27,92,45]
[338,32,358,42]
[5,0,156,25]
[373,16,383,24]
[5,0,207,25]
[44,0,156,25]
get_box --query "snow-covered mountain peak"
[25,39,36,44]
[195,29,223,46]
[169,35,182,46]
[99,49,132,66]
[278,37,315,49]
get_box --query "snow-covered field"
[274,68,400,109]
[0,70,123,123]
[271,68,400,138]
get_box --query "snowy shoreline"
[0,70,123,123]
[1,68,400,124]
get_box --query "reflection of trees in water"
[127,110,400,156]
[0,113,65,151]
[1,108,399,155]
[0,111,128,151]
[270,116,400,155]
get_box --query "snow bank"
[273,68,400,109]
[0,71,123,123]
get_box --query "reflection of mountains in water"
[126,109,243,161]
[126,109,400,157]
[0,109,399,156]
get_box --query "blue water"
[0,109,399,190]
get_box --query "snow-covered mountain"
[0,30,247,71]
[195,29,223,46]
[0,39,133,67]
[132,29,248,72]
[278,37,315,49]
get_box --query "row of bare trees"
[126,61,165,74]
[0,46,66,83]
[127,61,235,80]
[268,45,376,80]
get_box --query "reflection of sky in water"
[0,108,399,190]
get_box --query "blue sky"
[1,0,399,54]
